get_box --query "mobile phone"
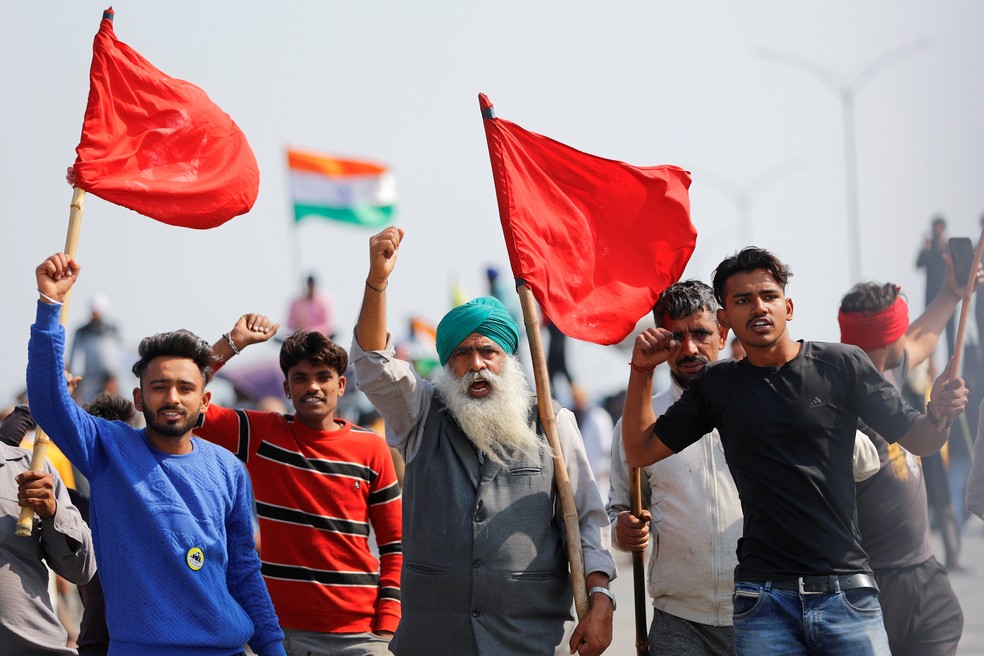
[949,237,975,286]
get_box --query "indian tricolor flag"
[287,148,396,227]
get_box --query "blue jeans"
[732,581,890,655]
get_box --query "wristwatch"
[588,586,616,610]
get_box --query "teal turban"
[436,296,521,366]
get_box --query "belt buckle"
[797,577,824,595]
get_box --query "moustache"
[675,355,709,368]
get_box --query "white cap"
[90,293,110,314]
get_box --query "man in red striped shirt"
[197,314,402,655]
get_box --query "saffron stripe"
[287,150,388,177]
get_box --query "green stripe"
[293,203,395,227]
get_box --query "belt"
[752,573,878,595]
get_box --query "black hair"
[279,330,348,379]
[84,393,137,425]
[711,247,792,306]
[839,282,902,315]
[131,329,217,385]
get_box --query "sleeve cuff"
[45,503,87,548]
[375,609,401,634]
[252,638,287,656]
[36,299,61,324]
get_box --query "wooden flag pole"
[629,466,649,654]
[939,223,984,431]
[630,466,649,654]
[516,282,589,619]
[16,187,86,537]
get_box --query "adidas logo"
[808,396,825,408]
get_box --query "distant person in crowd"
[0,402,96,654]
[840,274,969,655]
[354,227,616,656]
[196,315,402,655]
[287,274,336,339]
[544,312,574,392]
[922,447,964,570]
[29,252,286,655]
[621,247,969,656]
[484,265,522,326]
[68,293,123,404]
[975,214,984,358]
[571,383,614,487]
[729,335,745,360]
[968,395,984,520]
[916,215,954,358]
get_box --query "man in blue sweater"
[27,252,285,656]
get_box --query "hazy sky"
[3,1,983,404]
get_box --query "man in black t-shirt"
[621,247,970,656]
[840,279,968,656]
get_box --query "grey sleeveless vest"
[391,396,573,655]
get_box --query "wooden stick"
[16,188,86,537]
[938,222,984,431]
[516,283,589,619]
[630,466,649,655]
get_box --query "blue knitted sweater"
[28,301,285,656]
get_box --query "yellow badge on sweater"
[186,547,205,571]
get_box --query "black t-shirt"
[655,341,921,581]
[855,349,933,569]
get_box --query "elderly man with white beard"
[352,227,616,656]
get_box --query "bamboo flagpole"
[16,188,86,536]
[629,466,649,654]
[516,282,589,619]
[17,5,261,535]
[938,223,984,430]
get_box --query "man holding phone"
[916,216,953,356]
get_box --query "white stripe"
[290,170,396,207]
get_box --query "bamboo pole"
[938,223,984,431]
[16,188,86,537]
[630,466,649,655]
[516,282,589,619]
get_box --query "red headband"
[838,295,909,352]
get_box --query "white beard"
[432,355,549,468]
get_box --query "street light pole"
[700,158,804,247]
[756,39,932,282]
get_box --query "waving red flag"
[71,8,259,229]
[479,94,696,345]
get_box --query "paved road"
[608,514,984,655]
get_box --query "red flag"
[71,8,259,229]
[479,94,696,345]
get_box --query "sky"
[2,1,983,406]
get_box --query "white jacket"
[608,379,741,626]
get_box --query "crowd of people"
[1,220,983,656]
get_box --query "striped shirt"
[197,405,402,634]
